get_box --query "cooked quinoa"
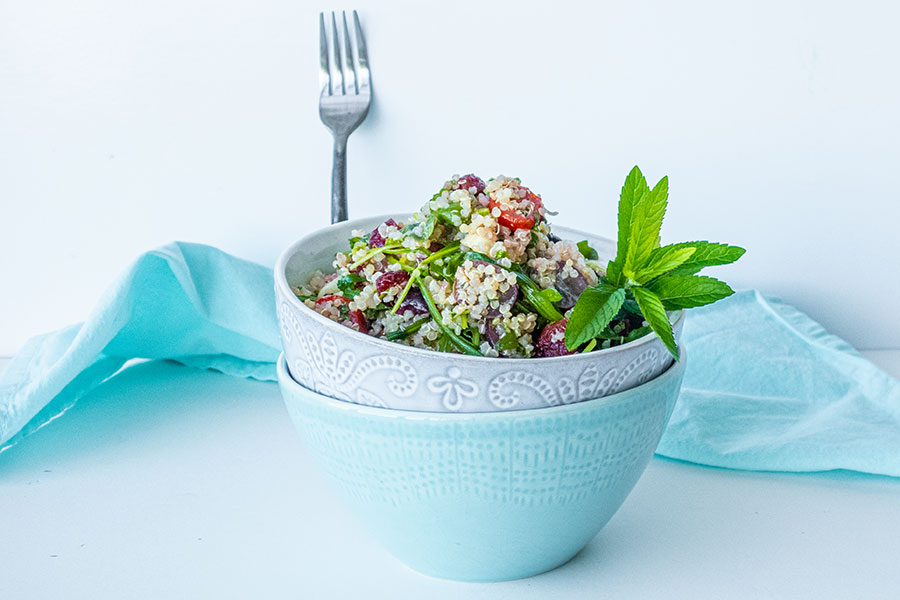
[293,174,611,357]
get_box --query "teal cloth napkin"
[658,291,900,476]
[2,243,898,477]
[0,242,280,452]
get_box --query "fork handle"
[330,135,348,223]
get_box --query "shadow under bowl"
[276,346,686,582]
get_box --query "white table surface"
[1,351,899,599]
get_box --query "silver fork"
[319,10,371,224]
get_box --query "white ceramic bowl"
[275,214,683,412]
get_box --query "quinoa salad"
[293,174,645,358]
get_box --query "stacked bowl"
[274,215,687,582]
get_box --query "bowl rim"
[274,213,684,365]
[277,346,685,420]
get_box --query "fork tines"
[319,10,370,97]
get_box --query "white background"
[2,0,899,355]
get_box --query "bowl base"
[399,544,586,583]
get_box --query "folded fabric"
[657,290,900,476]
[0,242,281,452]
[1,243,898,477]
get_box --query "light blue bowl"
[277,348,686,582]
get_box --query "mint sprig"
[564,166,745,359]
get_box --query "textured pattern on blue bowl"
[277,348,686,581]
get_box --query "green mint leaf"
[606,259,623,286]
[613,166,649,275]
[577,240,598,260]
[663,241,746,276]
[648,274,735,309]
[633,244,696,284]
[631,286,678,359]
[564,283,626,350]
[623,176,669,280]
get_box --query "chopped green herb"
[497,330,520,352]
[577,240,598,260]
[336,273,365,298]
